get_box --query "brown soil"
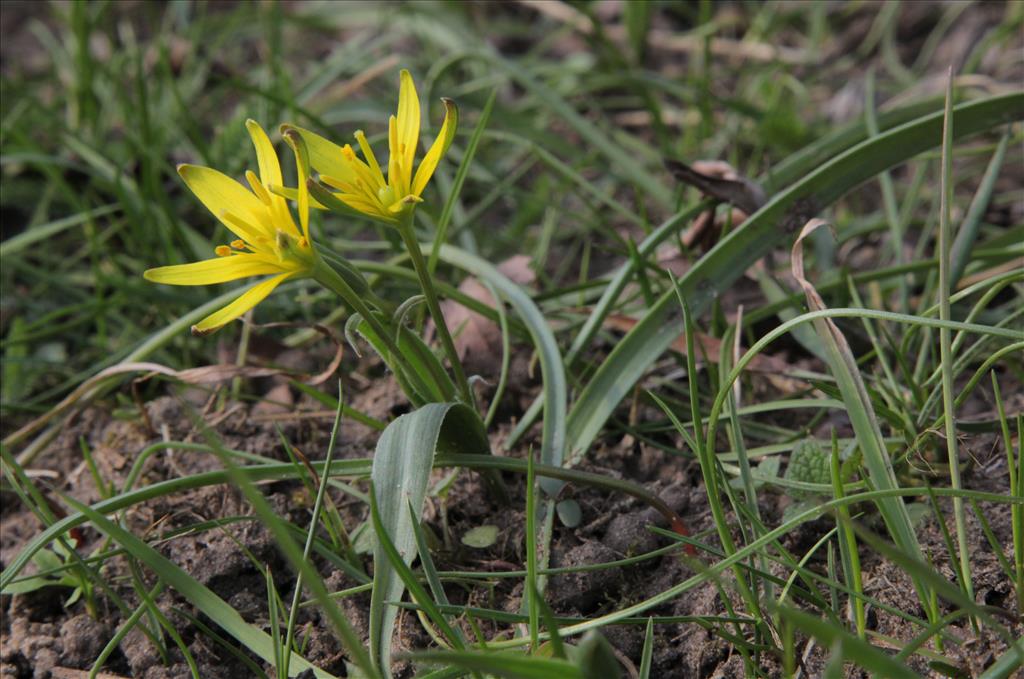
[2,363,1020,678]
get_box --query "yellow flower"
[288,69,458,224]
[145,120,314,335]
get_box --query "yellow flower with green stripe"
[145,120,315,335]
[289,69,457,224]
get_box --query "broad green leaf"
[369,402,490,677]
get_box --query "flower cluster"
[146,70,455,333]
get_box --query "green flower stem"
[396,212,473,405]
[310,255,403,362]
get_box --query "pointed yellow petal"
[245,120,282,189]
[245,170,272,205]
[396,69,420,182]
[388,194,423,213]
[246,120,298,238]
[387,115,408,197]
[178,164,273,238]
[354,130,386,187]
[340,194,394,220]
[144,254,283,286]
[412,98,459,197]
[191,272,295,335]
[283,125,354,183]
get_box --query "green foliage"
[784,439,831,500]
[0,540,91,607]
[2,3,1022,679]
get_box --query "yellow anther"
[215,245,232,257]
[230,239,247,250]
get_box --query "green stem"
[310,255,401,361]
[396,212,473,404]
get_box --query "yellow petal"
[191,272,294,335]
[354,130,386,187]
[144,254,283,286]
[283,125,354,183]
[396,69,420,182]
[388,194,422,213]
[412,98,458,197]
[387,115,408,197]
[178,164,273,239]
[267,184,328,211]
[245,120,282,189]
[246,120,298,238]
[335,193,395,222]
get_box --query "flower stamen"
[246,170,273,206]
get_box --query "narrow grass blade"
[565,93,1024,460]
[950,133,1010,287]
[774,605,919,679]
[434,243,567,496]
[0,204,120,258]
[488,54,673,209]
[371,490,465,649]
[790,218,931,614]
[638,618,654,679]
[58,496,340,679]
[937,68,974,607]
[408,650,582,679]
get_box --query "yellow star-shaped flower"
[288,69,458,224]
[145,120,314,335]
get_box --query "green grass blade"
[434,243,567,496]
[487,54,673,209]
[774,605,919,679]
[0,203,120,258]
[58,496,340,679]
[937,68,974,608]
[950,132,1010,287]
[408,650,583,679]
[789,218,931,613]
[566,92,1023,462]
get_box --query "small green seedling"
[783,439,832,521]
[0,539,93,609]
